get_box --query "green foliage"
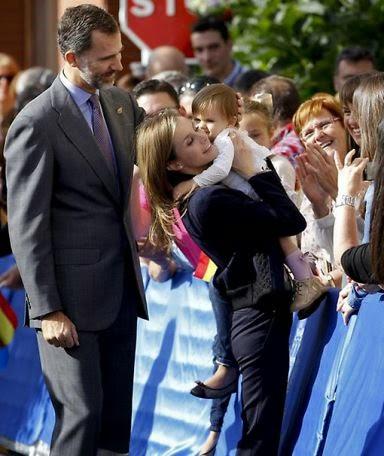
[227,0,384,99]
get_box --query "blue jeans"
[209,280,238,432]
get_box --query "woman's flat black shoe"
[190,378,238,399]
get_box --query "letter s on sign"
[130,0,154,17]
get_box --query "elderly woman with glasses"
[292,93,363,288]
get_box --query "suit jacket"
[4,76,148,330]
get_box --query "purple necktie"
[88,94,116,176]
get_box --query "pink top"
[139,184,201,269]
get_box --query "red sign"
[119,0,197,58]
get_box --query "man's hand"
[235,92,244,120]
[0,264,23,289]
[41,310,79,348]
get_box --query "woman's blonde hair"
[192,83,239,125]
[243,97,274,131]
[136,109,179,253]
[293,92,343,136]
[353,72,384,161]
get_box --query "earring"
[177,162,183,169]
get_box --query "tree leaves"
[228,0,384,98]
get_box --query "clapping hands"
[334,149,369,197]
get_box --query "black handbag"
[214,247,294,310]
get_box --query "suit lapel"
[51,78,121,208]
[100,90,134,208]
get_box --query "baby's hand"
[173,179,198,200]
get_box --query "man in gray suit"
[4,4,148,455]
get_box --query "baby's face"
[239,112,273,149]
[193,105,230,142]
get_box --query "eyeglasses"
[300,117,340,142]
[0,74,15,83]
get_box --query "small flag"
[0,291,18,347]
[194,251,217,282]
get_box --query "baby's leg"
[280,236,313,280]
[280,237,330,318]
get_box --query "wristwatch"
[325,273,336,288]
[335,194,357,208]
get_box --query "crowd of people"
[0,4,383,456]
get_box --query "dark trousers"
[231,301,292,455]
[209,280,237,367]
[209,280,237,432]
[37,290,137,456]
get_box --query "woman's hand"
[173,179,198,201]
[305,143,338,200]
[148,259,177,282]
[231,131,265,179]
[296,153,330,218]
[334,149,369,196]
[336,283,355,326]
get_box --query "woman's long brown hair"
[370,119,384,283]
[136,110,179,253]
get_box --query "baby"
[174,83,329,314]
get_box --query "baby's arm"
[193,130,234,187]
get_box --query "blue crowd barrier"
[1,256,384,455]
[322,292,384,456]
[0,256,53,454]
[281,289,353,456]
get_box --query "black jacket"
[183,171,306,309]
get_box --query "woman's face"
[171,116,218,174]
[300,108,348,158]
[342,101,361,146]
[239,112,273,148]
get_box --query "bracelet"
[335,194,357,208]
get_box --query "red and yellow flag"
[194,251,217,283]
[0,291,18,347]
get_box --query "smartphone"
[363,161,375,181]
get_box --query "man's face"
[333,59,374,93]
[136,92,178,115]
[76,30,123,89]
[191,30,232,80]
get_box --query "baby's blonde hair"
[192,83,239,126]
